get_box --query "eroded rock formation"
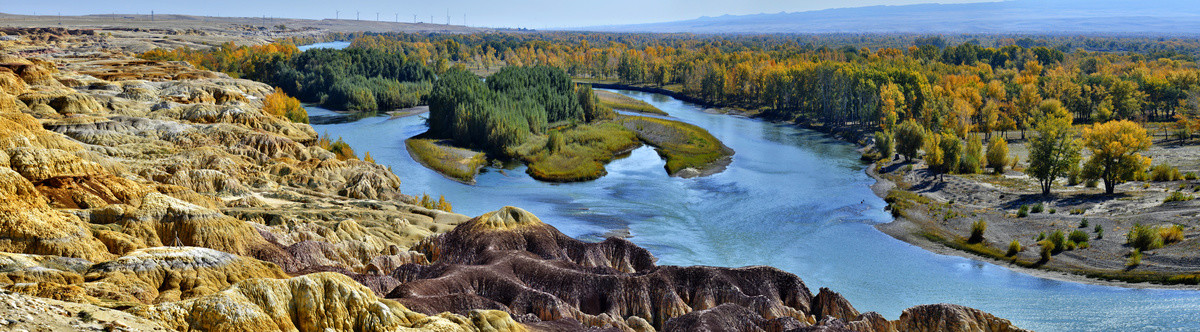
[356,206,1030,332]
[0,30,1027,332]
[132,272,527,332]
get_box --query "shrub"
[317,134,357,161]
[1070,208,1085,215]
[262,88,309,123]
[1017,205,1029,218]
[1031,203,1044,213]
[1048,230,1065,252]
[1079,219,1089,228]
[986,137,1009,174]
[1160,225,1185,245]
[875,131,895,161]
[968,220,987,243]
[1151,164,1183,182]
[1036,232,1046,241]
[1067,164,1082,186]
[77,311,94,323]
[1085,179,1098,188]
[1095,224,1104,239]
[1164,191,1195,203]
[960,134,983,174]
[895,120,925,161]
[1039,240,1055,261]
[1049,208,1056,214]
[1068,230,1090,244]
[436,195,453,212]
[1064,240,1077,250]
[1127,224,1164,251]
[1007,240,1021,257]
[1127,249,1142,267]
[546,131,566,153]
[1078,241,1091,249]
[577,84,616,121]
[1187,172,1199,180]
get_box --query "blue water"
[297,41,351,52]
[302,40,1200,330]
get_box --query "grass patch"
[514,122,641,182]
[884,189,930,218]
[1164,191,1195,203]
[595,90,667,115]
[618,115,733,175]
[405,139,487,183]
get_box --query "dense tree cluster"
[346,32,1200,132]
[141,43,436,113]
[141,32,1192,193]
[427,66,605,154]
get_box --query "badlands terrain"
[0,25,1026,331]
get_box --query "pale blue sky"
[1,0,997,29]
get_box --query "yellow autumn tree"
[437,195,452,212]
[262,88,308,123]
[879,82,905,131]
[1014,84,1042,140]
[1082,120,1152,194]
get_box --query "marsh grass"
[619,116,733,175]
[595,90,668,115]
[516,122,641,182]
[405,139,487,182]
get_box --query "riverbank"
[407,114,734,183]
[594,90,668,115]
[868,158,1200,289]
[405,138,487,184]
[591,82,1200,289]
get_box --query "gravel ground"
[872,131,1200,287]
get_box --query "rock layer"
[132,272,528,332]
[366,206,1029,332]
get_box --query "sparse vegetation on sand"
[618,116,734,175]
[595,90,667,115]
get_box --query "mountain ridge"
[577,0,1200,35]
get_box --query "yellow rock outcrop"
[0,166,113,262]
[132,272,528,332]
[84,247,289,303]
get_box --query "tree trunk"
[1104,170,1116,195]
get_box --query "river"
[300,42,1200,332]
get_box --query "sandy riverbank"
[867,160,1200,290]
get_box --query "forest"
[145,32,1200,137]
[426,66,602,154]
[141,31,1200,187]
[142,42,436,113]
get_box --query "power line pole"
[446,9,450,25]
[336,10,340,20]
[463,14,467,27]
[376,12,379,21]
[395,13,398,23]
[151,10,155,22]
[356,11,360,21]
[413,14,417,23]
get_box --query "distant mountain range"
[578,0,1200,35]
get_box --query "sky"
[1,0,998,29]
